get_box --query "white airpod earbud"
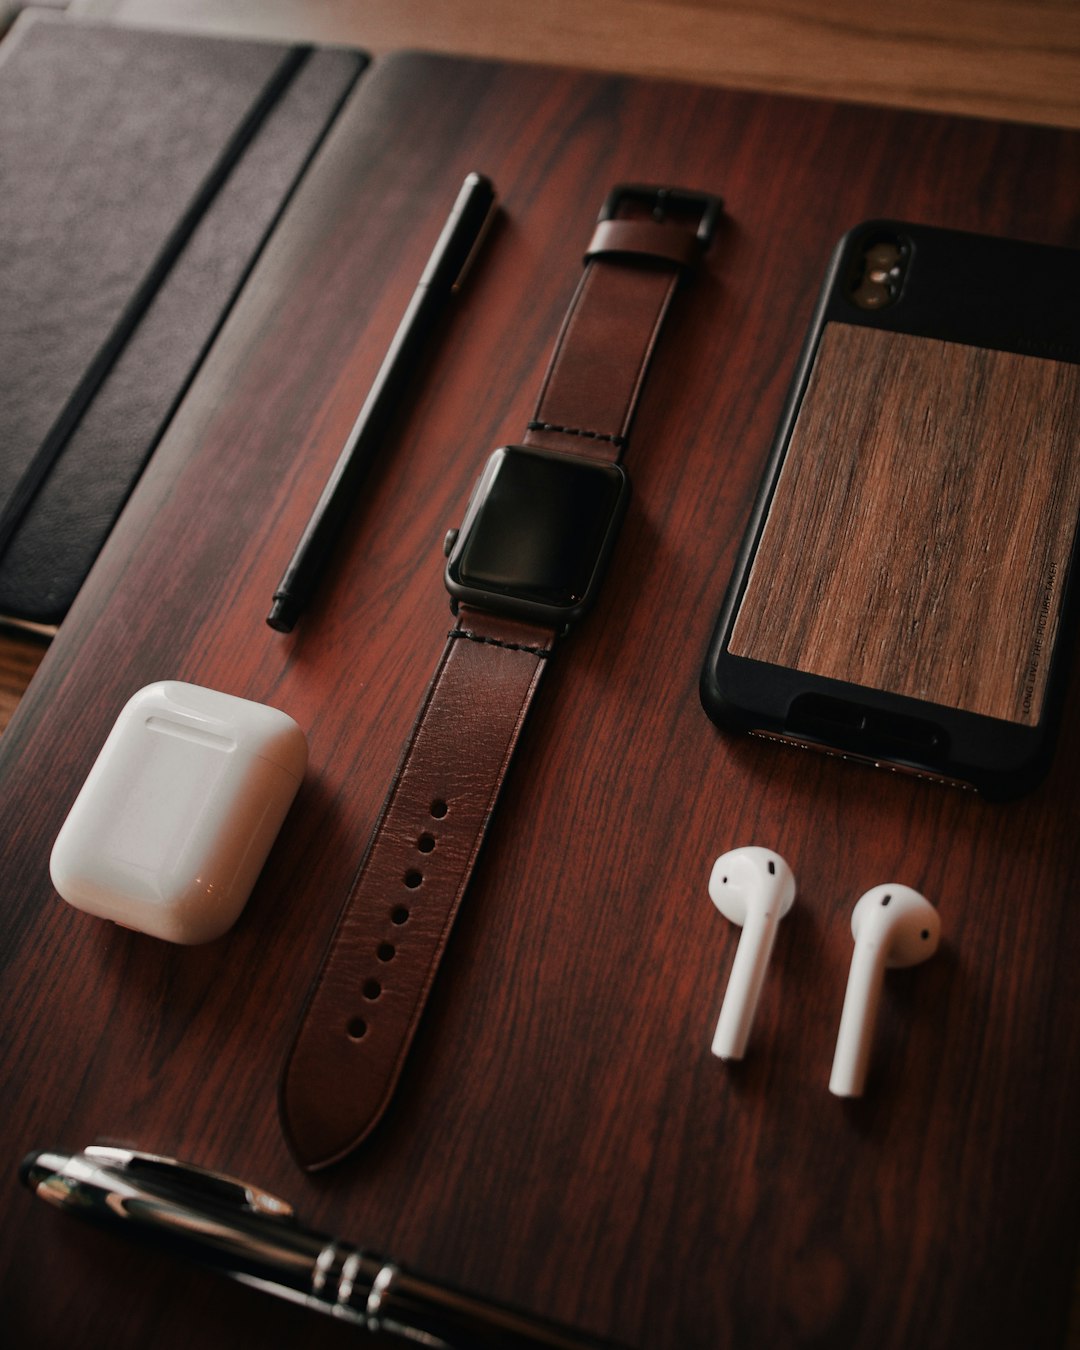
[829,884,940,1097]
[708,847,796,1060]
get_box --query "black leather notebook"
[0,13,365,629]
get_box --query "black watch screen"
[445,446,629,624]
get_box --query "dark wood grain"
[0,629,46,727]
[731,323,1080,724]
[1,52,1079,1350]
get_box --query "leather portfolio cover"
[0,13,364,628]
[1,45,1078,1350]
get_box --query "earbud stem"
[829,938,886,1097]
[711,904,779,1061]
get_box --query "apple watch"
[280,185,722,1170]
[444,445,629,628]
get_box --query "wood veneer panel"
[730,323,1080,724]
[1,50,1078,1350]
[85,0,1080,130]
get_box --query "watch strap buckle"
[598,184,724,247]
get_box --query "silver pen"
[21,1146,627,1349]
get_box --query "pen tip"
[266,597,298,633]
[19,1150,44,1189]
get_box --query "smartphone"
[700,220,1080,799]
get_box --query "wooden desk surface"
[80,0,1080,128]
[2,7,1079,1350]
[1,0,1078,724]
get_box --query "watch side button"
[443,528,459,557]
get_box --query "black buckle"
[599,184,724,247]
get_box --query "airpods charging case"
[50,681,308,944]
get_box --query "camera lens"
[848,233,908,309]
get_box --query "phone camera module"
[848,232,909,309]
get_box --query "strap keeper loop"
[585,218,700,269]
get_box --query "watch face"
[446,447,628,619]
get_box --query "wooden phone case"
[701,221,1080,797]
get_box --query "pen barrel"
[358,1260,625,1350]
[23,1150,626,1349]
[23,1150,334,1307]
[266,171,495,632]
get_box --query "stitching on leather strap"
[526,419,627,448]
[449,627,552,656]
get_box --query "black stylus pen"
[22,1146,627,1349]
[266,171,497,633]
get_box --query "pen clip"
[84,1146,295,1221]
[451,191,499,294]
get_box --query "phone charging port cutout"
[787,693,946,762]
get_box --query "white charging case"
[50,681,308,944]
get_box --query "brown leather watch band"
[281,607,554,1169]
[522,218,692,460]
[281,187,719,1169]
